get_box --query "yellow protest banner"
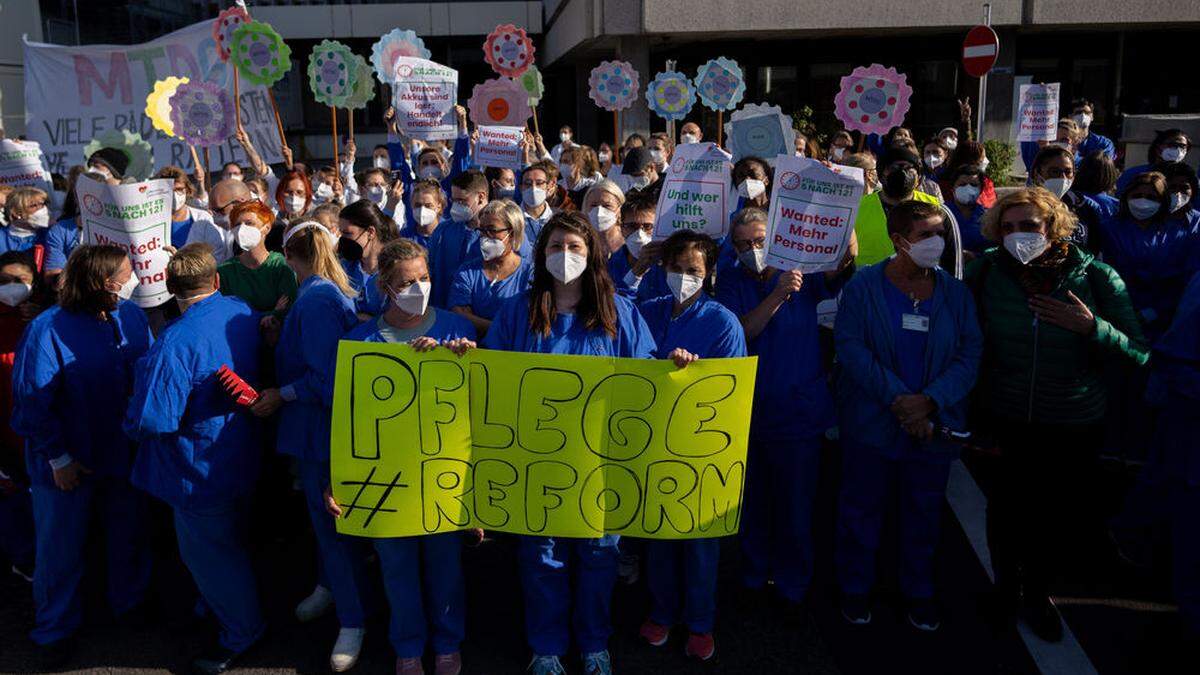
[330,341,757,539]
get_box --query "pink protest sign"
[833,64,913,136]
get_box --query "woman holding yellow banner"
[482,210,656,675]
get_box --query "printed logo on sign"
[83,194,103,216]
[671,156,686,174]
[138,185,148,193]
[779,172,801,191]
[396,64,414,78]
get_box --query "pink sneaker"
[396,656,424,674]
[685,633,715,661]
[434,652,462,675]
[639,618,670,647]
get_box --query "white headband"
[282,220,338,248]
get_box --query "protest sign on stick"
[392,57,459,141]
[330,342,757,540]
[474,126,524,170]
[653,142,733,241]
[1015,83,1060,142]
[0,139,54,195]
[76,176,173,308]
[763,156,864,274]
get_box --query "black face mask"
[338,235,364,263]
[883,168,917,198]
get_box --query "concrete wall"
[254,1,543,40]
[1029,0,1200,25]
[0,1,43,135]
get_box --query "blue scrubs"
[639,293,747,634]
[171,215,195,248]
[344,311,475,658]
[715,263,837,602]
[607,246,669,302]
[387,135,471,228]
[276,275,367,628]
[484,293,656,656]
[447,257,533,320]
[124,294,266,653]
[1077,131,1116,160]
[953,203,989,255]
[11,300,153,645]
[43,216,79,271]
[0,227,45,255]
[428,219,478,309]
[341,259,387,316]
[398,224,434,251]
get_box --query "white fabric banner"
[1015,83,1060,142]
[76,176,173,308]
[764,156,863,273]
[23,19,284,175]
[474,126,524,170]
[652,142,733,241]
[0,138,53,194]
[392,57,458,141]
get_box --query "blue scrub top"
[125,294,263,510]
[43,216,79,271]
[171,215,195,249]
[607,246,670,302]
[344,306,476,344]
[398,223,433,251]
[428,218,479,309]
[954,203,989,255]
[387,135,471,228]
[341,259,387,316]
[716,263,837,441]
[1077,131,1116,160]
[484,292,656,358]
[881,278,931,393]
[638,293,747,360]
[0,227,45,255]
[275,275,359,463]
[448,257,533,320]
[11,300,153,486]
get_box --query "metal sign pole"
[976,3,991,141]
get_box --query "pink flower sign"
[467,78,532,127]
[212,6,250,63]
[833,64,913,136]
[483,24,535,78]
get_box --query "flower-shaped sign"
[588,61,639,112]
[483,24,535,78]
[229,21,292,87]
[308,40,358,107]
[833,64,913,135]
[646,71,696,121]
[83,130,154,181]
[519,65,544,106]
[212,6,250,63]
[370,29,431,84]
[169,81,236,147]
[724,103,797,165]
[344,55,376,110]
[694,57,745,112]
[467,77,532,127]
[145,76,189,138]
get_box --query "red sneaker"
[639,619,670,647]
[434,652,462,675]
[396,656,424,674]
[685,633,715,661]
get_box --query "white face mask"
[598,152,611,164]
[523,187,547,208]
[588,206,616,232]
[1042,177,1072,199]
[681,134,699,145]
[1169,191,1191,214]
[367,186,388,208]
[546,250,587,284]
[831,147,846,160]
[1004,232,1049,265]
[979,157,991,173]
[1072,113,1093,129]
[627,175,652,191]
[649,149,666,165]
[738,248,767,274]
[738,179,766,200]
[418,165,443,181]
[91,165,113,180]
[480,235,507,261]
[235,224,262,250]
[1128,198,1161,220]
[314,183,334,201]
[0,282,32,307]
[173,190,187,211]
[795,150,806,158]
[415,206,438,227]
[249,191,261,202]
[924,153,944,169]
[450,202,474,223]
[943,137,958,151]
[373,156,390,170]
[1161,146,1187,163]
[390,280,430,316]
[285,195,306,214]
[225,173,243,182]
[666,272,704,304]
[560,133,571,143]
[954,185,981,205]
[901,235,944,269]
[26,207,51,229]
[113,274,140,300]
[625,229,652,257]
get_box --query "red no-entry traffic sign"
[962,25,999,78]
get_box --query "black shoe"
[907,598,941,632]
[840,593,872,626]
[33,637,75,670]
[1023,595,1064,643]
[191,645,241,675]
[10,562,34,582]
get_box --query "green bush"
[983,139,1020,186]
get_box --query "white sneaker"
[295,585,334,622]
[330,627,365,672]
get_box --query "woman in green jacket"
[966,187,1148,643]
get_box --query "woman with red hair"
[218,200,298,317]
[268,170,313,250]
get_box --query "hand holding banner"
[764,156,864,273]
[653,142,733,241]
[75,176,173,308]
[1016,83,1059,142]
[392,57,459,141]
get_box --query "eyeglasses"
[622,222,654,234]
[734,237,767,250]
[478,227,512,238]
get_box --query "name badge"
[902,313,929,332]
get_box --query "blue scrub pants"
[739,437,821,602]
[0,484,35,568]
[299,460,367,628]
[835,442,952,599]
[29,474,150,645]
[374,533,465,658]
[518,535,619,656]
[1172,484,1200,636]
[173,502,266,653]
[645,538,720,634]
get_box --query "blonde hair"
[410,178,447,209]
[311,202,342,229]
[5,187,47,221]
[477,199,527,252]
[166,243,217,297]
[582,179,625,211]
[981,187,1078,243]
[283,223,357,298]
[1057,118,1081,144]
